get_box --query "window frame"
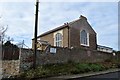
[80,30,89,46]
[54,33,63,47]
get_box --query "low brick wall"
[36,46,114,65]
[2,60,20,78]
[1,48,34,78]
[19,48,34,72]
[1,47,117,78]
[0,61,3,80]
[19,48,41,72]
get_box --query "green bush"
[76,63,91,73]
[75,63,104,73]
[90,64,103,72]
[19,62,116,79]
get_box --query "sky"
[0,0,119,50]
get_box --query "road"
[1,71,120,80]
[34,71,120,80]
[68,71,120,80]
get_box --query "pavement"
[41,68,120,80]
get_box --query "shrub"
[19,62,114,79]
[90,64,103,72]
[76,63,91,73]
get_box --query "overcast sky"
[0,0,118,50]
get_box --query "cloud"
[0,0,119,2]
[0,2,118,50]
[0,2,35,47]
[39,2,118,50]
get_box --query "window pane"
[55,33,62,47]
[80,30,88,45]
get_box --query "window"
[55,33,62,47]
[80,30,89,46]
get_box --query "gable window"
[80,30,89,46]
[55,33,62,47]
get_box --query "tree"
[0,26,8,44]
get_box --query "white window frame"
[54,33,63,47]
[80,30,89,46]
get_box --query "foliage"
[3,41,18,48]
[90,64,104,71]
[19,61,117,79]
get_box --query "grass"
[18,61,118,79]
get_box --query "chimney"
[64,22,69,25]
[79,15,87,20]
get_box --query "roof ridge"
[32,17,84,39]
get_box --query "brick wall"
[0,61,3,79]
[19,48,34,72]
[1,48,34,78]
[32,27,69,49]
[2,60,20,78]
[69,18,97,50]
[36,46,114,65]
[1,47,117,78]
[32,17,97,50]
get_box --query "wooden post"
[33,0,39,69]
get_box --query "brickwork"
[1,47,117,78]
[0,42,2,79]
[32,27,69,48]
[39,33,54,46]
[19,48,34,72]
[32,16,97,50]
[63,27,69,47]
[36,46,113,65]
[69,18,97,50]
[2,60,20,78]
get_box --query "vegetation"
[3,41,18,48]
[18,61,119,79]
[4,49,120,79]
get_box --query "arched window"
[55,33,62,47]
[80,30,89,46]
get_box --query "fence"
[1,47,34,78]
[2,41,19,60]
[2,45,20,78]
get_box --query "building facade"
[32,15,97,50]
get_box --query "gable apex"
[79,15,87,20]
[32,15,96,40]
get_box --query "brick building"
[32,15,113,53]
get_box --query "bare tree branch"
[0,26,8,35]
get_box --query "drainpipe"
[68,24,71,48]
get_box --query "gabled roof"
[32,15,96,40]
[33,19,81,39]
[37,24,69,38]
